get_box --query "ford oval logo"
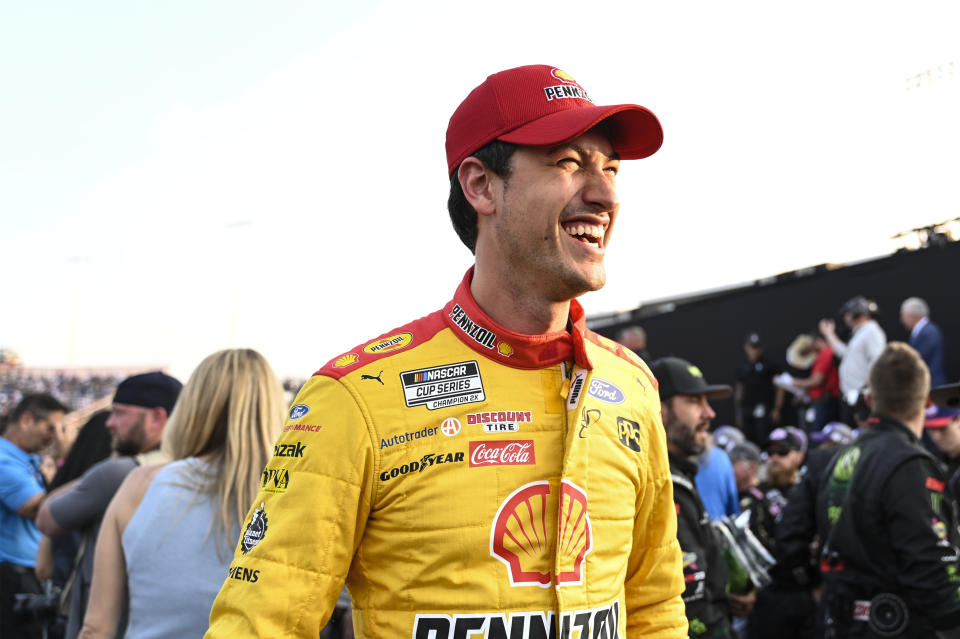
[289,404,310,420]
[587,379,625,404]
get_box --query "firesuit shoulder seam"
[312,308,447,380]
[317,372,383,508]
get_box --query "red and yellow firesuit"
[206,269,686,638]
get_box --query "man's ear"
[149,406,169,431]
[458,157,497,217]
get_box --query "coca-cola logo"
[469,440,536,467]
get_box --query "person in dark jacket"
[746,428,815,639]
[653,357,753,638]
[815,343,960,638]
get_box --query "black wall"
[595,242,960,426]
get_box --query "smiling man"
[207,65,687,638]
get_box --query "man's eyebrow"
[547,143,620,162]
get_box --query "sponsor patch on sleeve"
[927,477,946,492]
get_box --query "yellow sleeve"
[205,374,376,638]
[624,401,688,639]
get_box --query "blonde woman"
[78,349,285,639]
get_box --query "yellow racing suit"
[206,269,686,639]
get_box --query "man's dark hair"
[447,140,518,253]
[868,342,929,421]
[8,393,70,430]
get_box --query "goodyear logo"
[334,353,358,368]
[362,332,413,355]
[687,366,703,378]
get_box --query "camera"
[13,591,61,620]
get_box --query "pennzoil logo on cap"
[544,68,593,103]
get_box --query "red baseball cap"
[445,65,663,176]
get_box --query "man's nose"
[581,169,619,213]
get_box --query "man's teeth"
[563,223,604,243]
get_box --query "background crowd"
[0,292,956,638]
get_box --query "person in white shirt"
[819,295,886,422]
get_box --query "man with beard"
[745,429,815,639]
[36,372,180,639]
[653,357,753,638]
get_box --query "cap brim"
[498,104,663,159]
[703,384,733,400]
[931,383,960,409]
[925,418,951,429]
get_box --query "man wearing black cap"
[36,372,181,639]
[652,356,750,637]
[735,334,785,447]
[745,428,816,639]
[819,296,886,424]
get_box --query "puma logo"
[361,370,384,385]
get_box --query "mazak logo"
[567,369,588,410]
[362,332,413,355]
[260,467,290,493]
[240,503,267,554]
[466,410,532,433]
[400,361,485,410]
[469,440,535,467]
[588,379,625,404]
[449,304,500,351]
[413,601,621,639]
[273,442,306,458]
[491,480,592,587]
[616,417,641,452]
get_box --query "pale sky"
[2,1,958,381]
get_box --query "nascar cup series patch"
[400,361,485,410]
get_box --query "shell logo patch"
[362,332,413,355]
[551,68,577,84]
[490,480,592,587]
[334,353,359,368]
[497,342,514,357]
